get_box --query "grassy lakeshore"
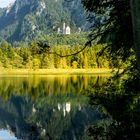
[0,68,121,76]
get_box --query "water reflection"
[0,75,109,140]
[0,130,17,140]
[0,75,107,100]
[87,77,140,140]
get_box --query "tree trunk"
[130,0,140,84]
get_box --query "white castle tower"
[63,23,66,34]
[57,22,71,35]
[57,27,61,34]
[65,26,71,35]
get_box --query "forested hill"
[0,0,88,43]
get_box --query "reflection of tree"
[0,97,40,140]
[33,93,98,139]
[0,75,108,100]
[0,75,108,140]
[87,76,140,140]
[0,94,101,140]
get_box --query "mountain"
[0,0,88,43]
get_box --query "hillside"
[0,0,88,43]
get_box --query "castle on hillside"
[57,23,71,35]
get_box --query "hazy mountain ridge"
[0,0,87,43]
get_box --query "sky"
[0,0,15,8]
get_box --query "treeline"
[33,33,88,46]
[0,40,126,69]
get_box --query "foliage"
[80,2,140,139]
[35,32,88,46]
[84,72,140,140]
[0,40,129,69]
[82,0,134,67]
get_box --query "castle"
[57,23,71,35]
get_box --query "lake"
[0,74,139,140]
[0,75,109,140]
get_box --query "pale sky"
[0,0,15,8]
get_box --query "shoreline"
[0,68,120,75]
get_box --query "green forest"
[0,39,128,70]
[0,32,132,70]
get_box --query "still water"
[0,75,109,140]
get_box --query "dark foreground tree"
[82,0,133,57]
[80,1,140,139]
[82,0,140,83]
[130,0,140,82]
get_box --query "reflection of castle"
[58,102,71,117]
[57,22,71,35]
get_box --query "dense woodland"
[0,33,130,69]
[80,0,140,139]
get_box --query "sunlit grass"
[0,68,117,75]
